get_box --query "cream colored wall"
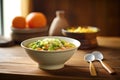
[21,0,32,17]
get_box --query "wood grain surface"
[0,36,120,80]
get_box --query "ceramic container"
[49,11,69,36]
[21,36,80,70]
[62,26,99,49]
[11,27,48,43]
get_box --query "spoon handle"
[89,61,97,76]
[100,61,115,74]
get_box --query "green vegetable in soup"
[27,38,75,51]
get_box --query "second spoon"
[92,51,115,74]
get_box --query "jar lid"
[56,10,65,16]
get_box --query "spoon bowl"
[84,54,95,62]
[92,51,103,60]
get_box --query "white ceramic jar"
[49,11,69,36]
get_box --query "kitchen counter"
[0,36,120,80]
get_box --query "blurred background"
[1,0,120,37]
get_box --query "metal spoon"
[92,51,115,74]
[84,54,97,76]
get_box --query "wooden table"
[0,36,120,80]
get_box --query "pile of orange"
[12,12,47,29]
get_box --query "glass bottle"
[49,11,69,36]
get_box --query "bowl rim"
[62,26,100,34]
[21,36,80,53]
[11,27,48,33]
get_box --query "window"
[3,0,21,37]
[1,0,31,37]
[0,0,3,35]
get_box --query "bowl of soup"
[21,36,80,70]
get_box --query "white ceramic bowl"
[21,36,80,70]
[11,27,48,33]
[11,27,48,43]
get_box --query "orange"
[12,16,26,29]
[26,12,47,28]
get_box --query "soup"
[27,38,75,51]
